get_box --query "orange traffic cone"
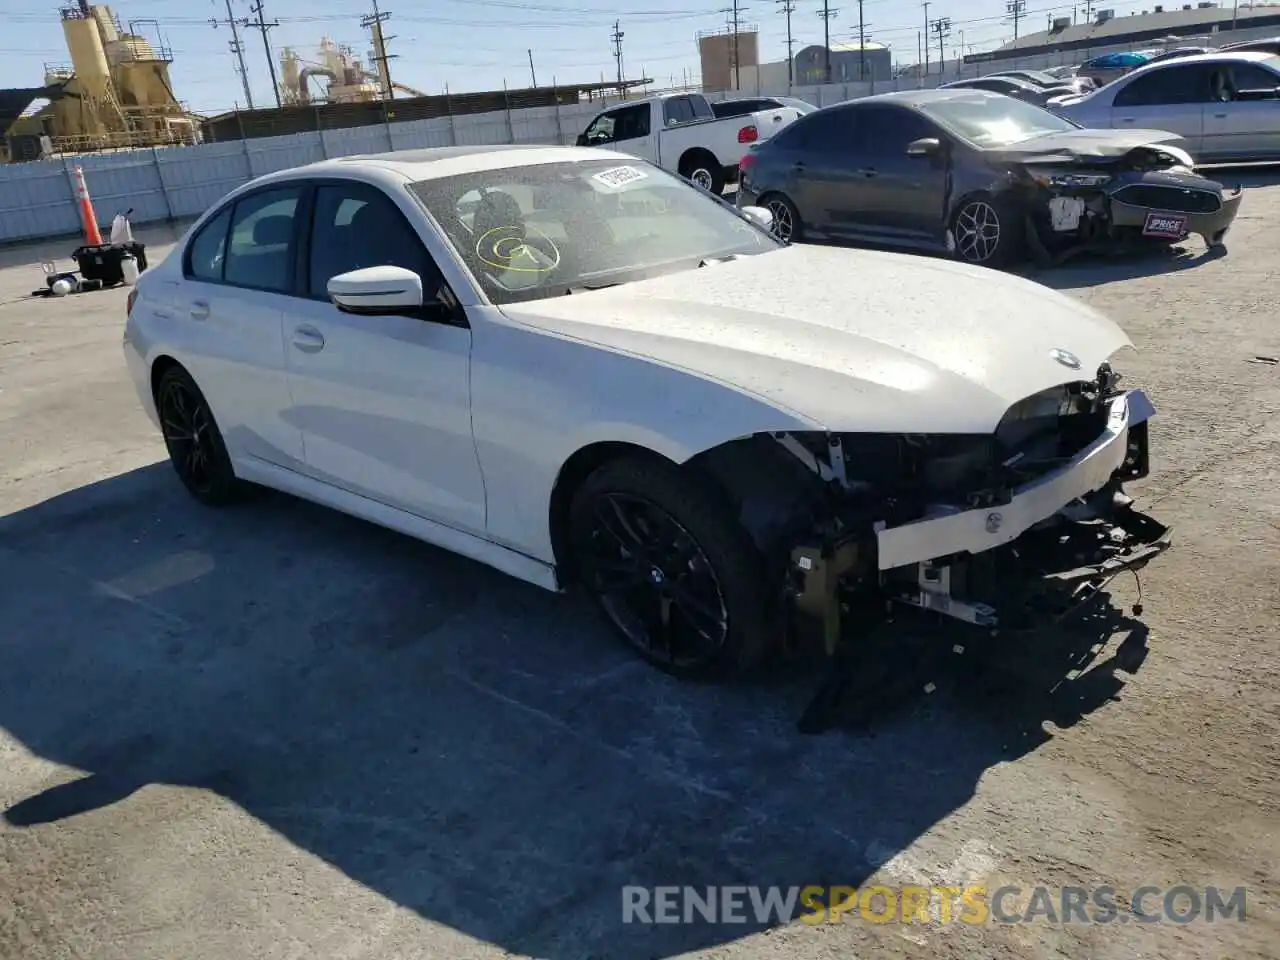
[71,165,103,247]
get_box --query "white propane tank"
[50,278,74,297]
[120,254,139,286]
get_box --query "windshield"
[409,159,780,305]
[919,94,1079,147]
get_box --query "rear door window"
[1114,64,1212,106]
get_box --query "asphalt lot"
[1,178,1278,960]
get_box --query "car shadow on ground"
[0,464,1149,958]
[1023,242,1228,289]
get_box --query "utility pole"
[1081,0,1097,21]
[776,0,796,87]
[856,0,867,80]
[818,1,839,84]
[611,20,625,90]
[361,0,398,100]
[1007,0,1027,40]
[932,16,951,77]
[246,0,281,108]
[922,0,930,77]
[211,0,254,110]
[527,49,537,87]
[719,2,747,91]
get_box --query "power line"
[361,0,398,100]
[210,0,255,110]
[776,0,796,87]
[245,0,282,108]
[818,1,839,84]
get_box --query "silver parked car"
[1053,51,1280,163]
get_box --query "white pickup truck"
[575,92,803,195]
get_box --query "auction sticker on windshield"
[592,165,649,189]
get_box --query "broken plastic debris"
[923,682,937,694]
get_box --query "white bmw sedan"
[124,144,1169,680]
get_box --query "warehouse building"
[966,2,1280,70]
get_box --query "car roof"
[1132,49,1277,68]
[257,144,628,184]
[830,88,1012,108]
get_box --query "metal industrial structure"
[279,37,429,106]
[1,2,198,162]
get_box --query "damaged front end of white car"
[689,358,1172,730]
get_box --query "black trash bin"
[71,241,148,286]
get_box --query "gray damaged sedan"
[737,88,1243,267]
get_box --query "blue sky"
[5,0,1147,113]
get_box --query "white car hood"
[498,245,1133,434]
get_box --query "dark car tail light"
[737,124,759,144]
[739,151,757,177]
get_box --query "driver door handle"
[291,325,325,354]
[856,167,878,178]
[189,299,210,321]
[792,160,806,171]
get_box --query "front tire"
[950,194,1023,268]
[568,456,774,681]
[155,365,243,507]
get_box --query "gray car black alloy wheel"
[953,198,1003,264]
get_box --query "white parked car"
[576,92,802,195]
[124,145,1170,682]
[1052,51,1280,163]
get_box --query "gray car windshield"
[920,95,1080,146]
[409,159,780,304]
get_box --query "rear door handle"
[291,325,325,354]
[1213,112,1228,118]
[792,160,806,171]
[856,167,878,178]
[189,300,210,320]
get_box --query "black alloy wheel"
[156,366,241,506]
[569,457,773,680]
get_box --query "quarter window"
[223,187,302,293]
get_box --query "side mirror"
[740,205,774,232]
[328,265,424,316]
[575,133,588,147]
[906,137,943,157]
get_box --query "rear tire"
[154,365,244,507]
[568,455,775,681]
[950,193,1023,268]
[680,153,726,196]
